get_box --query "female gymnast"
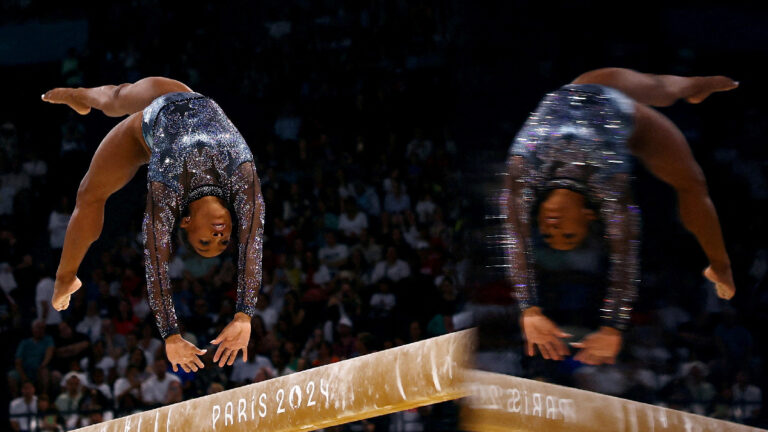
[504,68,737,366]
[43,77,264,373]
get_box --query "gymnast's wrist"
[522,306,542,317]
[599,326,622,336]
[164,334,183,343]
[234,312,251,322]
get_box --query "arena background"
[0,0,766,430]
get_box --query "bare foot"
[703,265,735,300]
[686,76,739,104]
[52,275,82,311]
[42,88,91,115]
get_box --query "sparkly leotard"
[502,84,640,330]
[141,92,265,339]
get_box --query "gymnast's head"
[537,188,596,251]
[180,196,233,257]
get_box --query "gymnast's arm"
[503,155,537,311]
[211,161,265,367]
[143,182,206,373]
[43,77,192,116]
[572,178,638,365]
[505,156,572,360]
[572,68,738,107]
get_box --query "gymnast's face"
[537,189,596,251]
[181,197,233,257]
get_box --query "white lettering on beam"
[469,383,576,422]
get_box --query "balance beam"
[73,329,474,432]
[461,370,764,432]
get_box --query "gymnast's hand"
[165,334,206,373]
[211,312,251,367]
[571,327,622,365]
[520,307,572,361]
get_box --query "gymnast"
[503,68,737,366]
[43,77,264,373]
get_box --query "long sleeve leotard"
[141,92,265,339]
[503,84,641,331]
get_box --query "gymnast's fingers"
[538,343,553,360]
[226,348,239,366]
[545,340,563,361]
[193,355,204,369]
[180,362,191,373]
[218,348,230,367]
[553,338,570,357]
[213,345,225,363]
[526,340,535,357]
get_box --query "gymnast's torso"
[142,91,254,195]
[510,83,636,201]
[506,83,641,330]
[140,91,264,339]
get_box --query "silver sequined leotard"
[502,84,640,330]
[141,92,265,339]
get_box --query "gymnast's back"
[141,91,254,193]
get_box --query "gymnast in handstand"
[503,68,737,366]
[43,78,264,372]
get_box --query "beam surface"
[461,370,764,432]
[73,329,474,432]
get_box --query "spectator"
[253,292,279,333]
[52,321,90,374]
[9,320,53,397]
[87,367,113,401]
[355,229,383,264]
[318,231,349,275]
[311,341,339,367]
[9,381,37,432]
[165,380,183,404]
[714,308,754,367]
[113,365,143,411]
[35,394,64,432]
[338,199,368,239]
[415,192,437,224]
[80,340,115,378]
[371,247,411,283]
[684,363,715,415]
[76,301,103,343]
[141,358,181,406]
[48,196,71,250]
[0,261,17,294]
[383,180,411,215]
[55,372,84,429]
[35,275,61,330]
[406,129,433,161]
[352,181,381,216]
[113,299,140,335]
[732,370,762,423]
[230,341,275,385]
[137,323,162,363]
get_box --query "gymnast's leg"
[629,103,735,299]
[42,76,192,116]
[572,67,738,107]
[50,113,148,310]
